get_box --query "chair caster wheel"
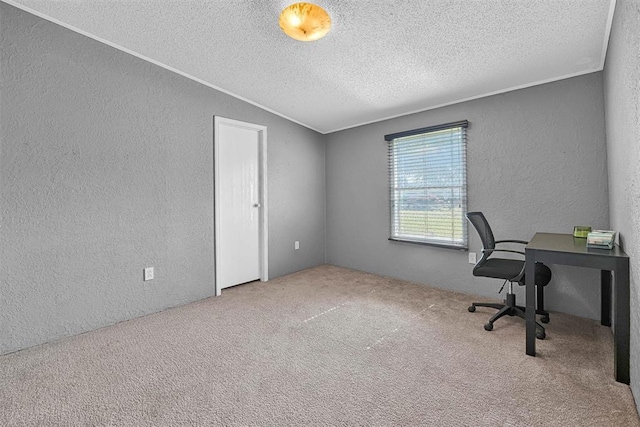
[541,315,550,324]
[536,330,546,340]
[484,322,493,331]
[468,305,476,312]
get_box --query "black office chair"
[466,212,551,339]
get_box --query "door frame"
[213,116,268,296]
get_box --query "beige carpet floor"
[1,265,638,426]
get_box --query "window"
[386,120,468,249]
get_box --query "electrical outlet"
[144,267,154,281]
[294,241,300,250]
[468,253,477,264]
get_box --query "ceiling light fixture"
[279,3,331,42]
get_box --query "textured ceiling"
[5,0,615,134]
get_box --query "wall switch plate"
[468,253,477,264]
[294,241,300,250]
[144,267,154,281]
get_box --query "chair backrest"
[466,212,496,261]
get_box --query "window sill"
[388,237,468,251]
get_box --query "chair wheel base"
[468,305,476,312]
[536,330,546,340]
[484,322,493,331]
[540,315,550,324]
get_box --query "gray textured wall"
[0,3,325,355]
[603,0,640,412]
[326,73,609,320]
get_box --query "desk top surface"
[527,232,628,258]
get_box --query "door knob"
[253,203,261,208]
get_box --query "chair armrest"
[482,249,526,256]
[495,239,529,245]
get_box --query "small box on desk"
[573,226,591,238]
[586,230,616,249]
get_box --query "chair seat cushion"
[473,258,552,286]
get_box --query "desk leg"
[525,253,536,356]
[601,270,611,327]
[614,259,630,384]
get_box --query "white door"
[214,117,268,295]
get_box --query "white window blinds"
[386,120,468,249]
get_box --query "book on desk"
[586,230,616,249]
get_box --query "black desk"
[525,232,630,384]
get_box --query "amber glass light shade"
[279,3,331,42]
